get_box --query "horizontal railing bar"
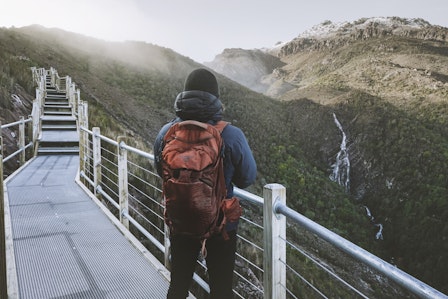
[120,141,154,160]
[235,252,263,273]
[234,270,263,293]
[275,202,446,299]
[79,171,120,210]
[97,186,120,210]
[2,142,33,163]
[193,273,210,295]
[283,261,328,299]
[79,170,95,188]
[81,126,118,146]
[283,237,368,298]
[0,118,32,129]
[122,210,164,253]
[98,135,118,146]
[238,235,263,252]
[234,187,263,205]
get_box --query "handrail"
[0,118,32,129]
[275,203,446,299]
[0,117,34,168]
[2,142,33,163]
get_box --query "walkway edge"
[74,170,172,282]
[4,158,37,299]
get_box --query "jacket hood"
[174,90,223,122]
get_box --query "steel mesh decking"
[6,155,169,299]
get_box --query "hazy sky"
[1,0,447,62]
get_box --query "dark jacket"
[153,91,257,230]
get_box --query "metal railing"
[0,118,34,165]
[77,123,448,299]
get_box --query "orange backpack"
[161,120,228,240]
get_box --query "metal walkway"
[5,155,170,298]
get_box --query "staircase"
[37,76,79,155]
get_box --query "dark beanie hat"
[183,68,219,97]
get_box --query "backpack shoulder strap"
[178,119,209,130]
[214,120,229,134]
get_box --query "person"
[154,68,257,299]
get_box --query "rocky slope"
[207,17,448,106]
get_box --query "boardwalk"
[5,155,170,298]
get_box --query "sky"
[0,0,447,63]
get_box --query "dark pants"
[167,230,237,299]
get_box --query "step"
[44,104,71,109]
[41,124,77,130]
[44,101,70,106]
[45,98,68,103]
[41,115,76,122]
[43,111,73,116]
[41,121,77,128]
[39,141,79,148]
[39,130,79,143]
[37,146,79,155]
[45,94,67,99]
[45,96,68,101]
[46,89,65,94]
[45,97,69,101]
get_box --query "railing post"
[0,134,6,299]
[27,116,33,158]
[164,225,171,271]
[263,183,287,299]
[66,76,71,93]
[92,127,102,198]
[76,89,81,116]
[18,117,25,165]
[50,67,56,86]
[32,85,42,157]
[78,102,88,175]
[117,137,129,229]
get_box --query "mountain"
[1,18,447,293]
[207,17,448,104]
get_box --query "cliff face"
[279,17,447,56]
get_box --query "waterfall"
[375,224,384,240]
[330,113,384,241]
[363,206,384,240]
[329,113,350,192]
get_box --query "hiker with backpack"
[154,68,257,299]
